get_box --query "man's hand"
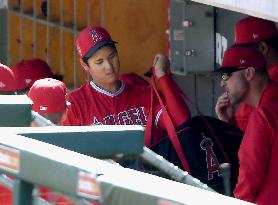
[153,54,170,79]
[215,92,235,123]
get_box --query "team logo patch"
[0,82,6,88]
[90,29,102,44]
[39,106,47,111]
[240,59,246,64]
[253,33,259,39]
[200,133,221,180]
[25,79,32,84]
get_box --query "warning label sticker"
[77,171,101,199]
[0,145,20,174]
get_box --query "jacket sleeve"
[234,108,272,203]
[156,74,191,129]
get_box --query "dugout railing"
[0,133,254,205]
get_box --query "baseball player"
[0,63,16,95]
[28,77,75,204]
[62,25,191,146]
[215,45,278,205]
[28,78,68,126]
[215,16,278,131]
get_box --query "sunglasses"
[221,67,248,81]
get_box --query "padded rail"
[0,134,254,205]
[0,125,144,158]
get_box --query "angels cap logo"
[200,133,221,180]
[0,82,5,88]
[90,29,102,43]
[76,44,82,56]
[39,106,47,111]
[240,59,246,64]
[25,79,32,84]
[253,33,259,39]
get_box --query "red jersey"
[62,75,191,144]
[235,62,278,131]
[119,72,149,86]
[234,82,278,205]
[268,62,278,82]
[234,103,253,131]
[63,81,157,126]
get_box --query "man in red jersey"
[215,45,278,205]
[62,25,191,146]
[215,16,278,131]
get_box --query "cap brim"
[211,67,239,74]
[83,40,117,60]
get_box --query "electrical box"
[169,0,215,75]
[0,95,32,126]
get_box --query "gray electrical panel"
[170,0,214,75]
[0,95,32,126]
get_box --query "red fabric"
[12,59,55,90]
[149,74,191,172]
[76,26,116,59]
[40,187,74,205]
[0,63,16,92]
[62,81,158,127]
[267,62,278,82]
[119,72,149,86]
[235,16,278,44]
[0,185,12,205]
[234,82,278,205]
[158,74,191,126]
[221,46,266,70]
[28,78,67,114]
[234,103,254,131]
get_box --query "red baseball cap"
[235,16,278,44]
[0,63,16,92]
[12,59,56,91]
[28,78,67,114]
[76,26,117,61]
[214,45,266,73]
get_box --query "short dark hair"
[82,44,117,65]
[264,35,278,51]
[238,35,278,52]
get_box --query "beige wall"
[8,0,167,87]
[103,0,168,78]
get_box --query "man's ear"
[245,67,256,81]
[257,41,269,57]
[80,59,89,72]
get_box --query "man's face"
[86,46,120,87]
[220,69,249,105]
